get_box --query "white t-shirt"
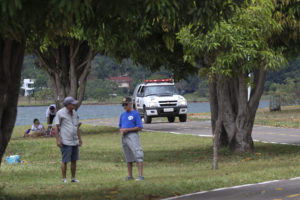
[46,104,57,118]
[31,124,44,131]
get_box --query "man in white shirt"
[54,97,82,183]
[46,104,56,132]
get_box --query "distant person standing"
[54,97,82,183]
[119,97,144,181]
[46,104,56,132]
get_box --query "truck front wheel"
[179,114,187,122]
[144,108,152,124]
[167,116,175,123]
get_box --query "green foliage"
[272,0,300,58]
[96,0,246,80]
[34,73,48,91]
[21,55,49,91]
[34,89,53,101]
[0,0,92,41]
[91,55,152,81]
[264,56,300,103]
[266,56,300,86]
[197,80,210,97]
[85,79,118,101]
[21,55,38,78]
[268,77,300,105]
[91,55,207,96]
[178,0,287,77]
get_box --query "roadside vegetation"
[182,93,208,102]
[1,125,300,200]
[18,96,124,107]
[255,105,300,128]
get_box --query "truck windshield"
[144,85,179,96]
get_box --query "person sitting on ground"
[46,104,57,133]
[24,119,46,137]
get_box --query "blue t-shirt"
[119,110,143,131]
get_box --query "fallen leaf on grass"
[242,157,252,162]
[286,193,300,198]
[110,190,119,194]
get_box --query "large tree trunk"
[34,38,96,110]
[0,38,25,165]
[210,69,266,156]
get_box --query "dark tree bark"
[34,38,96,110]
[210,69,266,157]
[0,38,26,165]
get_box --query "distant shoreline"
[17,100,209,107]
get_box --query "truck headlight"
[179,100,187,106]
[149,102,158,107]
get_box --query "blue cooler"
[5,155,21,164]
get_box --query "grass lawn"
[188,105,300,128]
[1,125,300,200]
[183,94,208,102]
[254,105,300,128]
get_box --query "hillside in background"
[265,56,300,104]
[21,54,300,103]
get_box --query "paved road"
[82,118,300,200]
[165,178,300,200]
[83,119,300,146]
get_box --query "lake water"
[15,101,269,126]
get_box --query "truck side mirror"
[137,93,143,97]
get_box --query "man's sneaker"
[71,178,80,183]
[62,178,67,183]
[125,176,134,181]
[135,176,144,181]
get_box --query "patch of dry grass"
[187,105,300,128]
[255,105,300,128]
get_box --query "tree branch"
[34,50,49,69]
[71,39,83,60]
[77,50,94,107]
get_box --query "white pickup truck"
[132,79,188,124]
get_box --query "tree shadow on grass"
[81,125,119,135]
[0,185,166,200]
[3,143,300,200]
[80,142,300,165]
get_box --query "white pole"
[247,56,251,101]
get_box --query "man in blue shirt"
[119,97,144,181]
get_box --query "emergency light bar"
[144,78,174,83]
